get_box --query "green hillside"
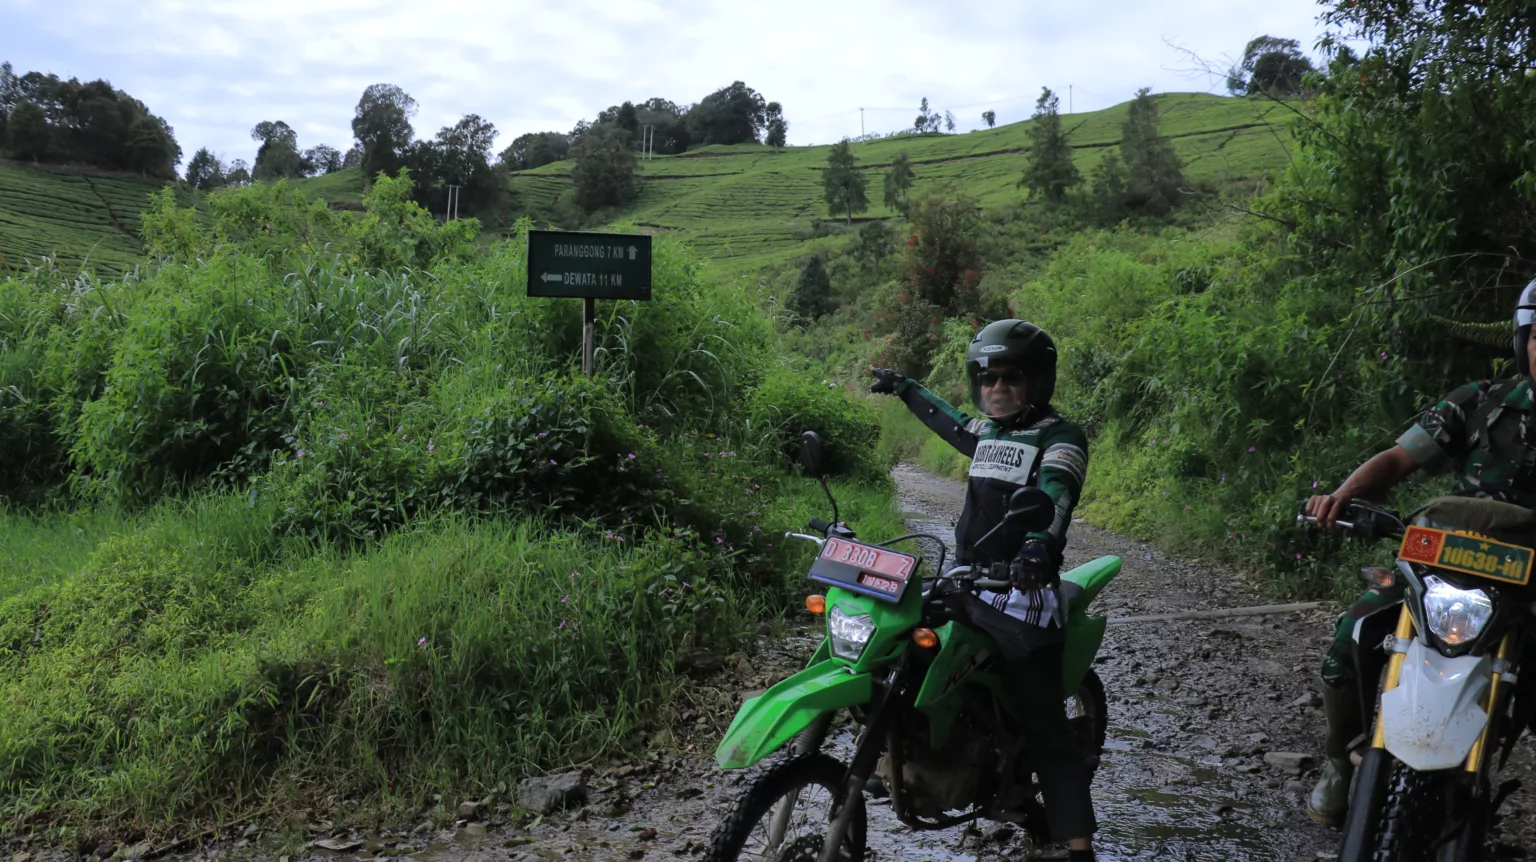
[0,161,199,276]
[511,92,1297,273]
[1,93,1294,279]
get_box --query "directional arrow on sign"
[628,246,637,260]
[540,272,563,283]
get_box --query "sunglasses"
[977,369,1027,388]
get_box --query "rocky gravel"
[11,463,1536,861]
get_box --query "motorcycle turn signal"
[805,595,827,614]
[911,628,939,649]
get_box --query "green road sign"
[527,229,652,300]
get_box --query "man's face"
[979,363,1030,418]
[1527,326,1536,383]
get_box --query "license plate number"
[821,539,916,580]
[1399,526,1534,586]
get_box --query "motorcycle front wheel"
[1069,669,1109,771]
[705,752,867,862]
[1368,761,1446,862]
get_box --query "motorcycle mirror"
[1005,487,1055,533]
[798,430,826,479]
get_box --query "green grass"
[512,93,1297,274]
[0,161,201,276]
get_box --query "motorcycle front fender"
[1381,637,1493,770]
[714,660,872,770]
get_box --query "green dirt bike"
[704,431,1121,862]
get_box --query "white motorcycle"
[1300,495,1536,862]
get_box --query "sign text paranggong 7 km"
[526,229,652,301]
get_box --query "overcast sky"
[1,0,1339,170]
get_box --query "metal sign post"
[527,229,653,377]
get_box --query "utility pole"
[1069,85,1073,114]
[859,108,865,138]
[446,185,461,220]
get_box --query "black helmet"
[1517,279,1536,377]
[964,319,1057,422]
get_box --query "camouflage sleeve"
[1028,420,1089,555]
[1394,382,1486,475]
[895,379,979,458]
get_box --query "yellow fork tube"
[1465,631,1519,774]
[1372,606,1417,749]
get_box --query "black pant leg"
[1000,644,1098,841]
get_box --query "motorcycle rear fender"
[714,661,872,770]
[1380,637,1493,770]
[1060,555,1122,614]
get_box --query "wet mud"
[34,464,1536,862]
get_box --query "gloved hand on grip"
[869,367,907,395]
[1009,539,1056,591]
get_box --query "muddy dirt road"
[52,464,1536,862]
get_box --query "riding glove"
[869,367,908,394]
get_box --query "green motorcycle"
[705,432,1121,862]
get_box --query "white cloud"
[0,0,1336,168]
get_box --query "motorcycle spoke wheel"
[1371,761,1445,862]
[705,753,866,862]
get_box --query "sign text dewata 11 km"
[526,229,653,301]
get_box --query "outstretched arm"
[893,378,980,458]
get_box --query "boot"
[1307,684,1363,826]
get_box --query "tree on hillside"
[822,138,869,225]
[1120,88,1184,215]
[404,113,505,217]
[342,145,363,169]
[685,81,768,146]
[788,254,834,320]
[914,98,942,134]
[636,97,691,154]
[251,120,306,181]
[185,147,226,190]
[499,131,570,171]
[1086,150,1129,224]
[571,125,639,212]
[305,144,344,175]
[225,158,251,187]
[1227,36,1315,97]
[352,84,417,182]
[883,151,915,216]
[126,115,180,179]
[7,100,50,162]
[764,102,787,152]
[982,110,996,128]
[944,110,956,133]
[1018,88,1079,204]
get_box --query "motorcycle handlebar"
[808,516,832,534]
[1295,514,1357,530]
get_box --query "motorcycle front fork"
[1340,606,1519,862]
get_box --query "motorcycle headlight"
[828,605,876,660]
[1423,575,1494,646]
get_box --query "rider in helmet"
[870,319,1096,862]
[1302,279,1536,825]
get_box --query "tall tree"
[225,159,251,187]
[342,145,363,169]
[764,102,787,152]
[1227,36,1315,97]
[1119,88,1184,214]
[571,125,639,212]
[822,138,869,225]
[185,147,226,190]
[981,110,996,128]
[352,83,417,181]
[883,151,915,216]
[304,144,344,175]
[1018,88,1079,204]
[685,81,767,145]
[125,114,179,179]
[788,255,834,320]
[914,98,942,134]
[251,120,305,180]
[6,100,49,161]
[944,110,956,133]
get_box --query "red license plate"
[820,538,916,581]
[857,572,903,595]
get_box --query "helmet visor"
[969,365,1031,420]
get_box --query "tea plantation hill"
[0,161,204,275]
[501,92,1298,274]
[0,92,1293,278]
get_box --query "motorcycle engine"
[874,713,996,819]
